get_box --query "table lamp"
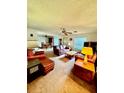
[81,47,93,64]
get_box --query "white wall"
[27,29,37,41]
[80,32,97,41]
[27,28,97,48]
[62,32,97,49]
[27,28,39,48]
[27,28,60,48]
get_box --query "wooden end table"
[27,59,42,82]
[73,59,95,82]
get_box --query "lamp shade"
[81,47,93,55]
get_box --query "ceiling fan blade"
[61,27,69,36]
[67,32,72,34]
[65,33,68,36]
[62,30,66,33]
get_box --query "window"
[54,36,59,45]
[74,37,86,50]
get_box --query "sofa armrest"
[75,55,84,61]
[88,53,97,63]
[87,59,94,63]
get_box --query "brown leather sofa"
[27,48,44,60]
[27,49,54,75]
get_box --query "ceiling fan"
[61,28,72,36]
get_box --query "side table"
[72,59,95,82]
[27,59,42,82]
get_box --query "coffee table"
[65,51,77,59]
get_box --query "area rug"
[59,57,70,62]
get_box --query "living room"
[27,0,97,93]
[27,27,97,93]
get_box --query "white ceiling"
[27,0,97,35]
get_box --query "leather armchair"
[75,53,97,71]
